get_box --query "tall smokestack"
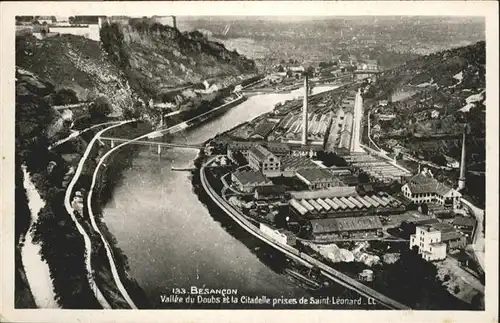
[458,126,467,190]
[301,74,309,145]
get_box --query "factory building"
[231,170,272,193]
[289,193,404,219]
[402,173,461,208]
[295,168,344,190]
[308,216,383,240]
[248,145,281,176]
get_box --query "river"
[102,85,353,308]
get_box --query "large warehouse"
[289,192,404,218]
[308,216,384,240]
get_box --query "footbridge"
[99,136,204,154]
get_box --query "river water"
[102,86,349,308]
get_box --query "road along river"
[101,86,369,308]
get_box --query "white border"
[1,2,498,323]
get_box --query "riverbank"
[19,167,60,308]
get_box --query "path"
[20,166,60,308]
[49,120,123,150]
[63,121,134,309]
[461,198,485,271]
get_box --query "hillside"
[364,41,485,151]
[16,34,135,116]
[363,41,486,205]
[16,18,258,117]
[100,18,257,98]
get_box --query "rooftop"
[266,142,291,153]
[250,120,277,139]
[248,144,274,161]
[255,185,286,195]
[310,216,383,234]
[232,170,272,186]
[280,155,318,170]
[290,186,358,199]
[296,168,342,185]
[452,216,476,228]
[406,173,455,196]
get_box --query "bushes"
[53,88,79,106]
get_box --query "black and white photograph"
[1,2,498,323]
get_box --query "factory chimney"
[301,74,309,145]
[458,125,467,191]
[171,16,177,29]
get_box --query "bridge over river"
[99,136,204,154]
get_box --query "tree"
[420,203,429,215]
[53,89,78,106]
[89,96,111,120]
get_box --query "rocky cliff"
[99,18,257,98]
[16,18,258,117]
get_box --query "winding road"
[49,120,124,151]
[461,198,485,271]
[64,120,134,309]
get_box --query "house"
[254,185,287,200]
[358,269,374,282]
[231,170,272,193]
[410,221,467,261]
[357,59,378,71]
[444,155,460,169]
[431,110,440,119]
[36,16,53,25]
[378,100,388,107]
[309,216,383,240]
[401,173,461,208]
[295,168,343,190]
[378,113,396,121]
[372,124,381,132]
[248,145,281,176]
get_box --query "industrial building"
[344,152,412,182]
[289,192,404,219]
[231,170,272,193]
[295,168,344,190]
[248,145,281,176]
[308,216,383,240]
[402,173,462,208]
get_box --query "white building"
[402,173,461,208]
[410,225,447,261]
[444,156,460,169]
[431,110,440,119]
[410,221,467,261]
